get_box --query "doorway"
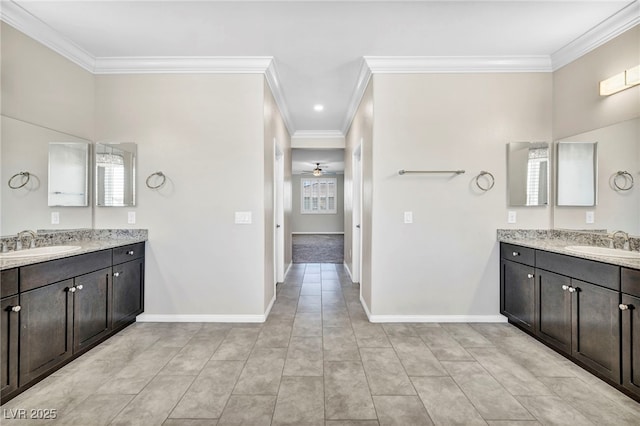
[291,148,345,263]
[274,141,285,284]
[352,143,362,283]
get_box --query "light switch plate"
[51,212,60,224]
[235,211,252,224]
[507,211,517,224]
[128,211,136,224]
[404,211,413,224]
[586,211,595,224]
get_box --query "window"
[301,177,337,214]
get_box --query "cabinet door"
[501,260,535,332]
[19,280,74,385]
[112,259,144,329]
[536,270,572,355]
[621,294,640,398]
[571,280,621,382]
[74,268,112,352]
[1,296,20,398]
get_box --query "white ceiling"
[5,0,638,135]
[292,148,345,174]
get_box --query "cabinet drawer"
[622,268,640,298]
[20,250,112,292]
[536,250,620,291]
[113,243,144,265]
[1,269,18,298]
[500,243,535,266]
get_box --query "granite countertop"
[498,229,640,270]
[0,229,147,270]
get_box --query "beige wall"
[263,80,292,310]
[292,174,344,233]
[0,23,94,139]
[94,74,269,317]
[553,25,640,140]
[1,22,94,235]
[344,81,374,311]
[369,73,552,317]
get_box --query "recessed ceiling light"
[313,104,324,112]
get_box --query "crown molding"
[265,60,296,136]
[363,56,552,74]
[292,130,345,139]
[551,1,640,71]
[0,0,95,72]
[93,56,273,74]
[341,58,373,134]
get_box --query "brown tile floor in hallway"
[2,263,640,425]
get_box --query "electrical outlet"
[235,211,252,224]
[51,212,60,224]
[586,211,595,224]
[404,211,413,224]
[128,211,136,224]
[508,211,517,224]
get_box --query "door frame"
[352,142,363,284]
[274,140,285,285]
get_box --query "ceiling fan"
[302,163,336,176]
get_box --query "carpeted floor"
[292,234,344,263]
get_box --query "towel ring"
[475,171,495,192]
[146,171,166,189]
[8,172,30,189]
[613,171,634,191]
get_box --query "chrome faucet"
[610,230,630,250]
[16,230,37,250]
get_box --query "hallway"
[2,263,639,425]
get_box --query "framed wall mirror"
[507,142,549,206]
[556,141,598,206]
[96,142,136,207]
[48,142,89,206]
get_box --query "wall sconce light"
[600,64,640,96]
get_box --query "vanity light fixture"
[313,104,324,112]
[599,64,640,96]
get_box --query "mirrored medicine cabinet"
[48,142,90,207]
[556,141,598,206]
[507,142,549,206]
[95,142,137,207]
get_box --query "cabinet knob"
[68,286,76,293]
[568,287,576,293]
[10,305,21,312]
[562,285,569,291]
[619,304,630,311]
[127,250,134,255]
[512,252,520,256]
[527,274,534,279]
[76,284,83,290]
[114,272,121,277]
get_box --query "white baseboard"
[367,314,508,323]
[284,262,292,278]
[291,231,344,235]
[344,261,354,281]
[264,294,276,318]
[360,294,372,320]
[137,313,266,323]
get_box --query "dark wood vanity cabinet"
[621,268,640,398]
[536,269,572,354]
[501,242,637,397]
[73,268,112,352]
[1,269,20,398]
[500,244,536,333]
[19,280,74,385]
[113,255,144,330]
[0,243,145,402]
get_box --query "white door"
[274,141,285,283]
[352,143,362,283]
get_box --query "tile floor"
[2,263,640,425]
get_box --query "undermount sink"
[565,245,640,260]
[0,245,82,260]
